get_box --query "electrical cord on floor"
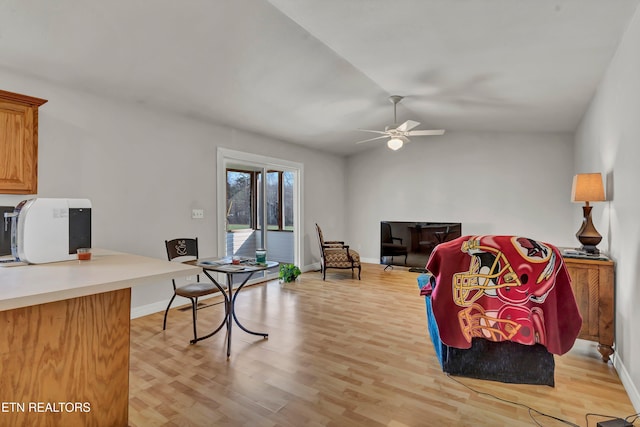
[447,373,581,426]
[585,412,640,426]
[448,374,639,426]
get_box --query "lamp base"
[576,204,602,254]
[579,244,600,255]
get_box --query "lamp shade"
[571,173,605,203]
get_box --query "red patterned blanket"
[421,235,582,355]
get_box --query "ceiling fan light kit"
[356,95,445,150]
[387,136,406,151]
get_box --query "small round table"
[191,258,279,357]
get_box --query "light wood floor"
[129,264,635,427]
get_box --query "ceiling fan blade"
[357,129,388,135]
[396,120,421,132]
[355,135,389,144]
[407,129,446,136]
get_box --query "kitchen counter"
[0,249,202,427]
[0,248,201,311]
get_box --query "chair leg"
[351,260,358,279]
[357,265,361,280]
[163,293,177,330]
[190,297,198,342]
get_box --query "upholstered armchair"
[315,223,361,280]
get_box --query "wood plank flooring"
[129,264,635,426]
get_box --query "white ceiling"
[1,0,638,155]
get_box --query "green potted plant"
[279,263,301,283]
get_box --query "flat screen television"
[380,221,462,269]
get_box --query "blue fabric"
[416,273,431,290]
[417,274,444,366]
[425,296,445,367]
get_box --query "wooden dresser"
[562,254,615,362]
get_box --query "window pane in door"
[283,171,294,230]
[226,170,252,230]
[257,172,262,229]
[267,171,280,230]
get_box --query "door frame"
[216,147,303,275]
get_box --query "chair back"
[165,238,199,262]
[165,238,200,289]
[381,222,393,244]
[315,224,326,256]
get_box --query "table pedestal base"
[192,270,268,357]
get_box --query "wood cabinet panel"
[0,90,47,194]
[0,289,131,426]
[563,256,615,362]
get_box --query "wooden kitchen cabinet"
[0,89,48,194]
[563,255,615,362]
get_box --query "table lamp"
[571,173,605,254]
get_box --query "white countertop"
[0,249,202,311]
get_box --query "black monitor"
[380,221,462,269]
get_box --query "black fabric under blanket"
[442,337,555,387]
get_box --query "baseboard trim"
[130,294,223,319]
[614,351,640,412]
[302,262,320,273]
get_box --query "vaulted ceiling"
[1,0,638,155]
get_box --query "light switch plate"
[191,209,204,219]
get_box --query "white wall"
[574,6,640,411]
[0,69,346,311]
[345,131,576,263]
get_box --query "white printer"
[5,198,92,264]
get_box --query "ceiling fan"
[356,95,445,150]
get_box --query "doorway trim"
[216,147,303,272]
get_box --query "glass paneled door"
[218,149,302,286]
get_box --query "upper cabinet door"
[0,90,47,194]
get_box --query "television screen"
[380,221,462,270]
